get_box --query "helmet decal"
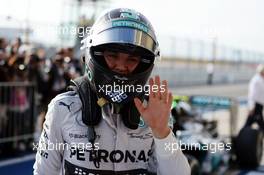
[112,20,149,33]
[120,8,140,20]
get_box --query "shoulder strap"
[68,76,102,126]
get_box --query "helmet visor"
[91,27,157,56]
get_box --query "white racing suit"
[33,91,190,175]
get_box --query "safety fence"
[0,82,37,158]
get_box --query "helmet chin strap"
[111,103,122,114]
[98,90,146,130]
[98,96,142,130]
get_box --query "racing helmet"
[81,8,160,104]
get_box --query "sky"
[0,0,264,56]
[113,0,264,53]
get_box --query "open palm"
[134,76,173,138]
